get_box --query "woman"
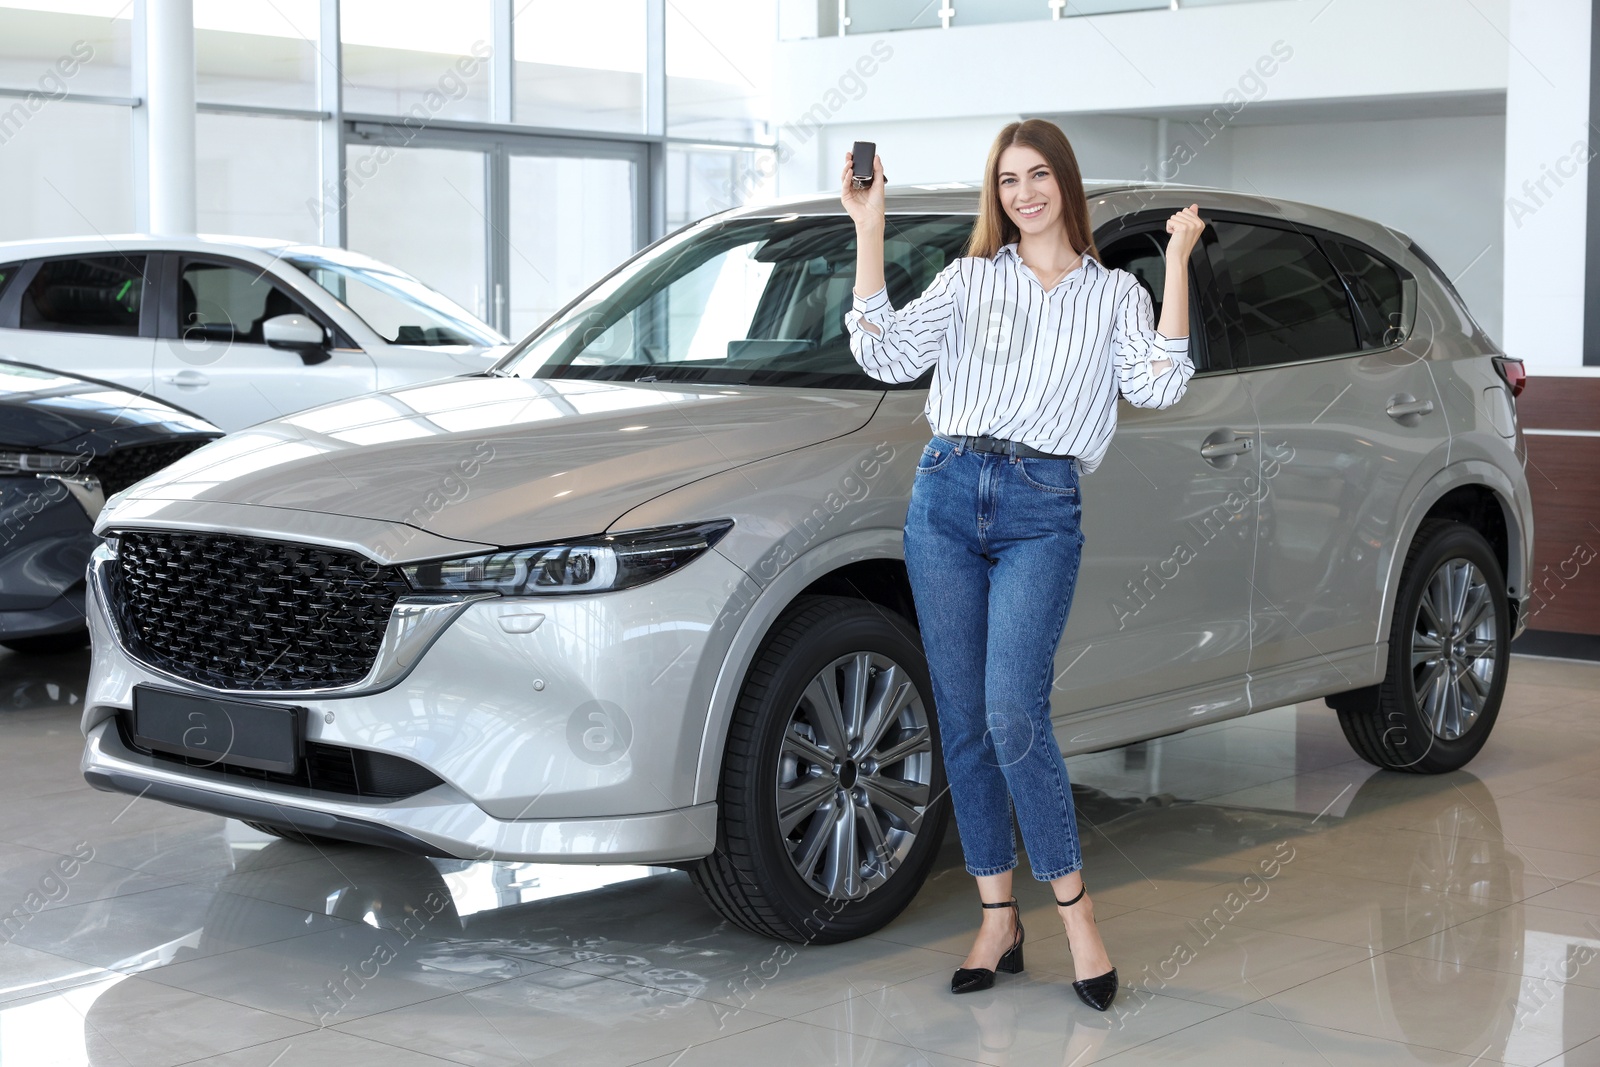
[840,119,1203,1012]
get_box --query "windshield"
[494,214,974,389]
[283,253,506,348]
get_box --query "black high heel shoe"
[950,897,1025,994]
[1056,883,1117,1011]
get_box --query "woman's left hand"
[1166,203,1206,261]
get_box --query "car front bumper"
[80,538,749,863]
[0,476,95,640]
[0,585,87,641]
[81,719,718,862]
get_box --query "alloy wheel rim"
[775,651,934,901]
[1410,557,1498,742]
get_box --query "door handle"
[1199,435,1253,459]
[1386,396,1434,420]
[162,370,209,387]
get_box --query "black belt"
[944,433,1076,461]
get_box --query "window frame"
[0,261,22,320]
[0,260,34,329]
[157,252,357,351]
[1321,236,1416,351]
[1198,210,1417,373]
[510,212,976,391]
[1094,211,1235,376]
[6,252,158,340]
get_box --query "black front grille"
[117,715,444,798]
[110,531,409,691]
[91,440,211,496]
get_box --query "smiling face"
[997,143,1065,241]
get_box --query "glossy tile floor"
[3,649,1599,1065]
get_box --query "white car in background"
[0,236,509,431]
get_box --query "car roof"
[716,179,1416,260]
[0,234,467,291]
[720,178,1137,217]
[0,233,343,259]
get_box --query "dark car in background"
[0,360,219,653]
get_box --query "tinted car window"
[1327,239,1405,348]
[19,255,147,337]
[1209,220,1357,367]
[178,261,312,345]
[1099,232,1169,318]
[1098,228,1225,373]
[0,262,17,303]
[501,214,974,389]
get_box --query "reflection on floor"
[2,649,1599,1065]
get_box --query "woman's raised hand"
[841,150,886,230]
[1166,203,1206,260]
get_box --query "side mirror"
[262,314,331,366]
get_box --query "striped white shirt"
[845,241,1195,474]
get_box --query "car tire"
[1330,520,1509,774]
[689,594,950,944]
[1,629,90,655]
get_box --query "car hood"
[0,360,219,449]
[110,374,882,550]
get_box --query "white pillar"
[490,0,513,124]
[315,0,343,248]
[145,0,196,236]
[1501,0,1592,373]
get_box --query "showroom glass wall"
[780,0,1277,37]
[0,0,778,340]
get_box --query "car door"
[0,254,156,393]
[150,254,378,431]
[1205,215,1438,703]
[1048,219,1261,745]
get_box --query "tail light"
[1492,355,1526,399]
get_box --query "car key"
[851,141,876,188]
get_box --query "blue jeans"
[902,434,1086,881]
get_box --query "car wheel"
[689,594,950,944]
[1330,520,1509,773]
[0,629,90,655]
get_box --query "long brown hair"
[964,119,1099,262]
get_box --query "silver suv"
[79,182,1532,944]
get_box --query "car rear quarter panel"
[1382,247,1532,638]
[1375,455,1532,645]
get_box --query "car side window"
[18,255,147,337]
[1208,220,1358,367]
[176,260,314,345]
[1097,229,1221,373]
[528,214,972,388]
[1325,239,1405,349]
[1099,232,1169,317]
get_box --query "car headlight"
[402,518,734,596]
[0,450,84,474]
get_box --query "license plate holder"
[131,686,304,774]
